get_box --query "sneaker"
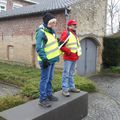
[62,90,70,97]
[69,88,80,93]
[38,99,52,108]
[47,95,58,101]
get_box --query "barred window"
[13,2,23,9]
[0,0,7,12]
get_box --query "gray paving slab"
[83,93,120,120]
[83,74,120,120]
[90,75,120,104]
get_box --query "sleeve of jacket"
[36,29,47,61]
[60,30,71,54]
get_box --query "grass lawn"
[0,62,96,112]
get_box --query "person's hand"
[43,59,50,68]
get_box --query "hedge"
[103,37,120,68]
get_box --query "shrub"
[103,37,120,68]
[110,66,120,73]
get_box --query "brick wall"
[0,12,66,35]
[6,0,33,11]
[0,12,66,66]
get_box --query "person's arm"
[60,31,71,55]
[36,29,47,61]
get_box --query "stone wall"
[70,0,107,71]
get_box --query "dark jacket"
[36,24,59,64]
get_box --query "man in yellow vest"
[60,20,82,97]
[36,13,60,107]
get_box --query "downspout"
[65,7,71,29]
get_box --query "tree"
[107,0,120,34]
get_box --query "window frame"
[12,2,23,9]
[0,0,7,12]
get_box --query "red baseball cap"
[67,20,77,26]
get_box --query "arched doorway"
[77,38,98,75]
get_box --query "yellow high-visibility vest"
[66,32,82,56]
[37,29,61,61]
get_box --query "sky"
[107,0,120,34]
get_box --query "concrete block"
[0,91,88,120]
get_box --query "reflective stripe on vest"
[66,32,82,56]
[37,29,60,61]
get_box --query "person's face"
[69,24,77,30]
[47,21,57,29]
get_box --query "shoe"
[69,88,80,93]
[38,99,52,108]
[47,95,58,101]
[62,90,70,97]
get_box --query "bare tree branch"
[107,0,120,34]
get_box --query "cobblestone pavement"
[0,83,20,97]
[83,74,120,120]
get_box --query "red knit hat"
[67,20,77,26]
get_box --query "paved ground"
[0,83,20,97]
[83,74,120,120]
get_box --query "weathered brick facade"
[6,0,33,11]
[0,12,66,67]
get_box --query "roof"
[0,0,78,20]
[107,31,120,38]
[24,0,39,4]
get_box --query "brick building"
[0,0,37,12]
[0,0,107,75]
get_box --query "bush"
[21,73,96,99]
[109,66,120,74]
[0,95,26,112]
[103,37,120,68]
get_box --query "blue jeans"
[62,60,76,91]
[39,62,55,102]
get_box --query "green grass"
[0,62,39,87]
[0,62,96,111]
[102,66,120,74]
[0,95,27,112]
[110,66,120,73]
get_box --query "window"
[0,0,7,12]
[13,3,23,9]
[7,45,14,61]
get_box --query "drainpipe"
[65,7,71,29]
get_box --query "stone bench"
[0,91,88,120]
